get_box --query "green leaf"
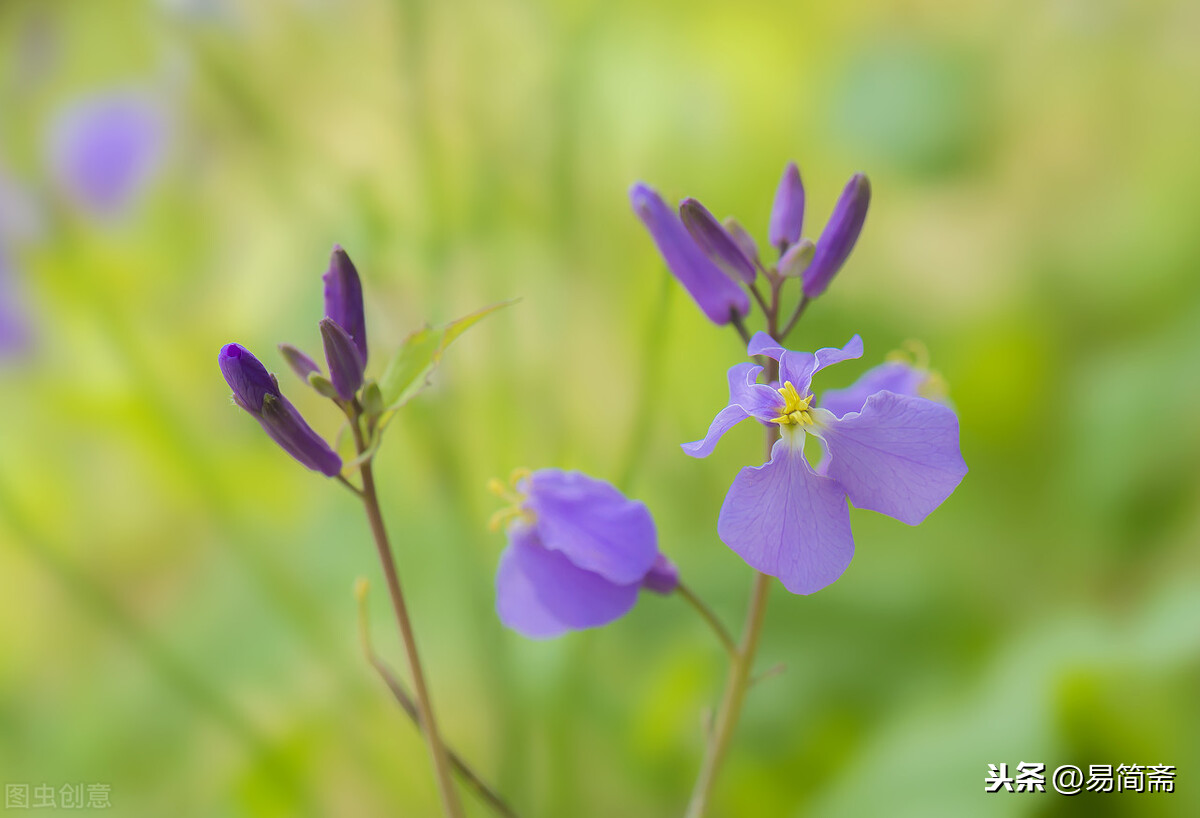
[377,298,517,412]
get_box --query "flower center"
[770,381,815,427]
[487,468,536,531]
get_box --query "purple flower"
[679,198,757,284]
[219,343,342,476]
[802,173,871,298]
[319,317,365,401]
[48,91,166,217]
[0,246,32,358]
[683,333,966,594]
[492,469,678,639]
[630,183,750,325]
[323,245,367,363]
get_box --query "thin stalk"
[675,581,737,658]
[356,582,520,818]
[779,294,811,341]
[684,356,782,818]
[351,422,464,818]
[729,310,752,347]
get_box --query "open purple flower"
[683,333,966,594]
[219,343,342,476]
[492,469,678,639]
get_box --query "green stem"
[675,581,737,657]
[351,424,464,818]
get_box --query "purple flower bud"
[319,318,364,401]
[259,394,343,477]
[723,217,761,270]
[630,183,749,325]
[219,343,342,476]
[278,343,321,381]
[778,238,815,279]
[768,161,805,249]
[802,173,870,299]
[323,245,367,363]
[679,198,756,284]
[218,343,280,415]
[641,554,679,595]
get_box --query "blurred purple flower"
[323,245,367,363]
[802,173,871,298]
[218,343,342,476]
[683,332,965,594]
[0,247,32,357]
[630,183,750,325]
[768,161,805,249]
[48,91,166,217]
[493,469,678,639]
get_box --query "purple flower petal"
[0,248,32,357]
[630,183,750,325]
[496,523,640,639]
[819,361,925,418]
[768,162,805,249]
[683,362,781,457]
[523,470,658,585]
[747,331,784,360]
[718,437,854,595]
[802,173,870,298]
[813,391,966,525]
[723,217,761,270]
[641,554,679,594]
[776,335,864,394]
[319,317,365,400]
[680,198,756,284]
[49,91,166,217]
[323,245,367,363]
[219,343,281,414]
[258,393,343,477]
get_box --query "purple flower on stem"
[768,161,805,250]
[491,469,678,639]
[48,91,166,217]
[219,343,342,476]
[683,333,966,594]
[630,183,750,325]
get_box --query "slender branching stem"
[729,310,752,347]
[749,282,770,317]
[350,420,464,818]
[675,581,737,658]
[335,474,364,497]
[355,582,520,818]
[779,295,811,342]
[685,354,783,818]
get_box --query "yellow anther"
[488,467,535,532]
[508,467,532,487]
[487,477,510,499]
[918,371,949,401]
[770,380,815,426]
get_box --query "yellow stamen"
[770,380,816,426]
[487,467,536,532]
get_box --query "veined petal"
[683,405,750,459]
[814,335,864,373]
[820,361,925,418]
[684,362,781,457]
[747,331,784,360]
[630,183,750,325]
[813,392,966,525]
[496,523,640,639]
[680,198,756,284]
[524,470,658,585]
[718,436,854,595]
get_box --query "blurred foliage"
[1,0,1199,815]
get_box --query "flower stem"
[684,570,772,818]
[675,581,737,657]
[352,424,464,818]
[355,581,520,818]
[685,355,783,818]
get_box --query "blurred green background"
[2,0,1199,815]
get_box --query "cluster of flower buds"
[630,161,871,325]
[219,246,373,476]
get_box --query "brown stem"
[352,423,464,818]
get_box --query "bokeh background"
[2,0,1199,815]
